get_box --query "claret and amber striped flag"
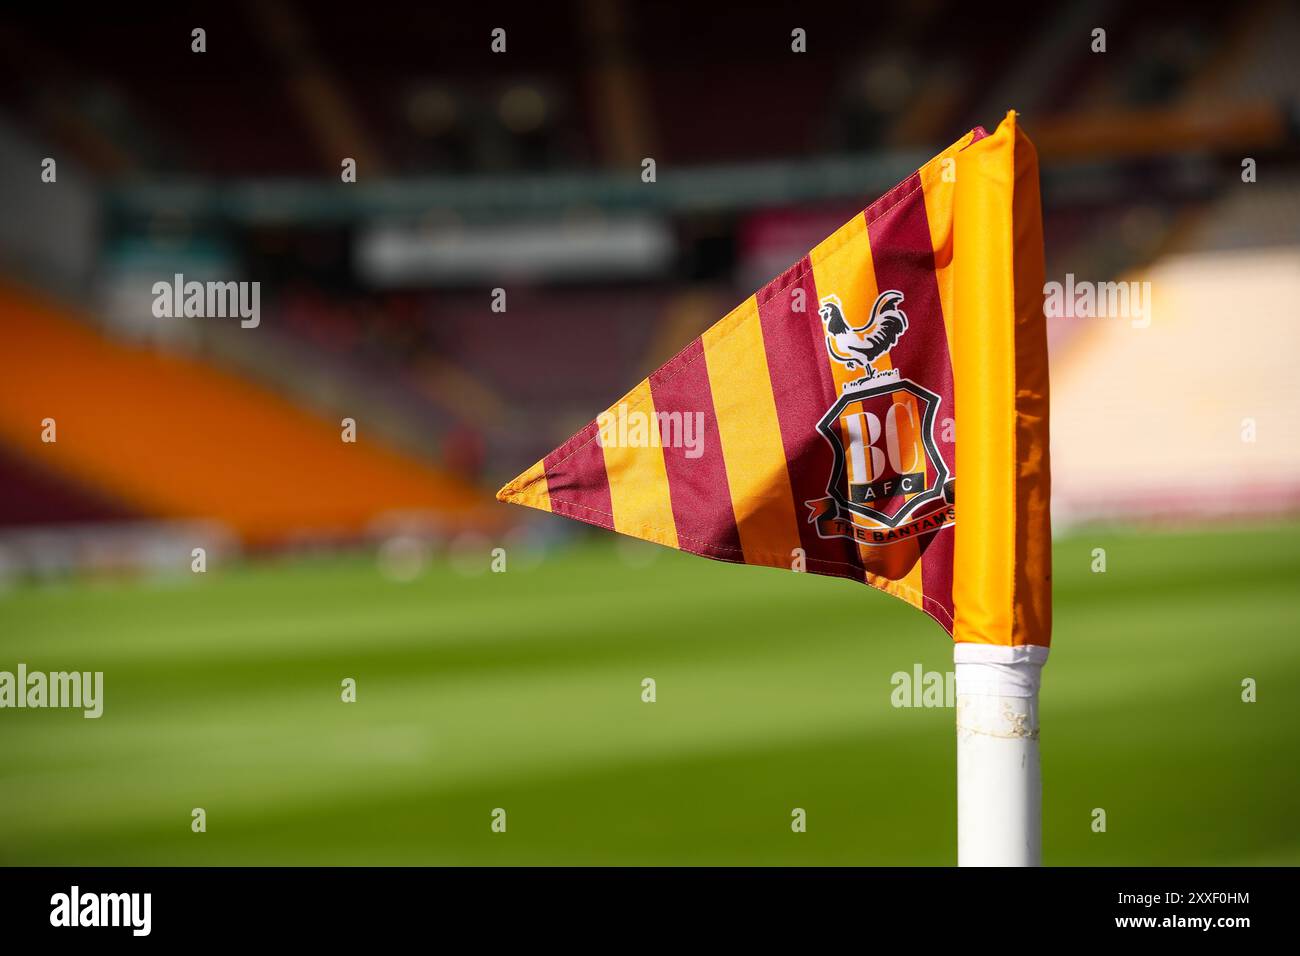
[498,111,1051,650]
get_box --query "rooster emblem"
[819,289,908,374]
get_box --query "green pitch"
[1,521,1297,865]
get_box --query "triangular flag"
[498,111,1051,649]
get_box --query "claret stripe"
[755,256,865,582]
[867,171,956,626]
[542,421,614,530]
[648,338,743,560]
[702,296,801,568]
[911,136,978,632]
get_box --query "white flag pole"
[954,643,1048,866]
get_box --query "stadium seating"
[0,282,486,544]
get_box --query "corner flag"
[498,111,1052,864]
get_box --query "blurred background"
[0,0,1297,865]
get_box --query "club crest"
[807,290,955,546]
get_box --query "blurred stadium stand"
[0,0,1296,574]
[0,281,484,539]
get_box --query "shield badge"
[807,377,953,546]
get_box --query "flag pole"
[954,644,1047,866]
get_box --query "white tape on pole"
[954,644,1048,867]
